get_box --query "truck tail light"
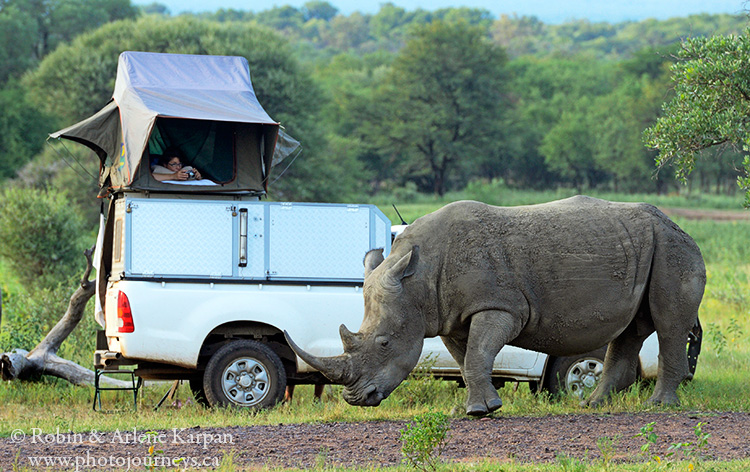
[117,291,134,333]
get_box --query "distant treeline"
[1,0,747,206]
[187,3,747,59]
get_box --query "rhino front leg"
[463,310,523,416]
[440,333,468,373]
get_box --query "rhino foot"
[646,393,680,406]
[466,397,502,417]
[582,398,606,408]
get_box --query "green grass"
[8,457,750,471]
[249,461,750,471]
[457,183,747,209]
[372,184,747,224]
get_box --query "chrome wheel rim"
[565,358,603,398]
[221,357,270,406]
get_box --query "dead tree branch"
[1,246,128,387]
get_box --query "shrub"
[400,411,450,472]
[0,286,72,353]
[0,186,87,289]
[390,353,460,408]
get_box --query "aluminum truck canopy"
[50,51,290,195]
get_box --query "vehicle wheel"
[544,347,607,398]
[686,320,702,380]
[188,373,209,406]
[203,340,286,409]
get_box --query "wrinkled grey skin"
[286,196,706,416]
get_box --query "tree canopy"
[644,29,750,207]
[0,0,138,84]
[366,21,510,196]
[0,3,746,204]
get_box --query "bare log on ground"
[0,247,129,387]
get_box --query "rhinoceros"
[286,196,706,416]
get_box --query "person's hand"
[175,169,189,181]
[193,169,202,180]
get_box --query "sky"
[137,0,749,24]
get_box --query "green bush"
[390,354,461,408]
[0,186,87,289]
[0,286,70,353]
[400,411,450,472]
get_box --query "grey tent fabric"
[49,51,284,194]
[49,100,121,161]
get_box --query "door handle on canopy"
[239,208,248,267]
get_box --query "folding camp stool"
[93,367,142,411]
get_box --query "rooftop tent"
[49,51,285,195]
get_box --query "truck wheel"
[203,340,286,409]
[544,347,607,398]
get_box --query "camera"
[186,170,196,178]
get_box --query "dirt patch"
[3,412,749,469]
[661,207,749,221]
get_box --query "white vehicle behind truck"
[50,52,699,410]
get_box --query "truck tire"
[203,340,287,409]
[543,347,607,398]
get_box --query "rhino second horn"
[339,324,363,352]
[284,330,351,384]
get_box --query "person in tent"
[151,147,203,182]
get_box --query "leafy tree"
[644,30,750,207]
[255,5,305,33]
[139,2,169,15]
[368,20,510,195]
[588,80,654,191]
[0,80,57,180]
[490,14,547,58]
[0,186,87,288]
[0,0,138,83]
[370,2,411,40]
[302,1,337,22]
[320,12,371,51]
[540,102,599,191]
[506,55,618,189]
[433,7,493,29]
[0,3,37,83]
[314,51,394,191]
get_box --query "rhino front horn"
[284,330,352,384]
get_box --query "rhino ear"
[364,248,385,278]
[386,245,420,285]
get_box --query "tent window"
[148,118,235,183]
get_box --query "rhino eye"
[376,335,389,347]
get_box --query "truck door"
[126,199,235,278]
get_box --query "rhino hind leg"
[461,310,523,416]
[585,319,649,407]
[647,298,701,405]
[644,241,705,406]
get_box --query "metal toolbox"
[111,194,391,282]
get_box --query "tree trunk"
[0,247,128,387]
